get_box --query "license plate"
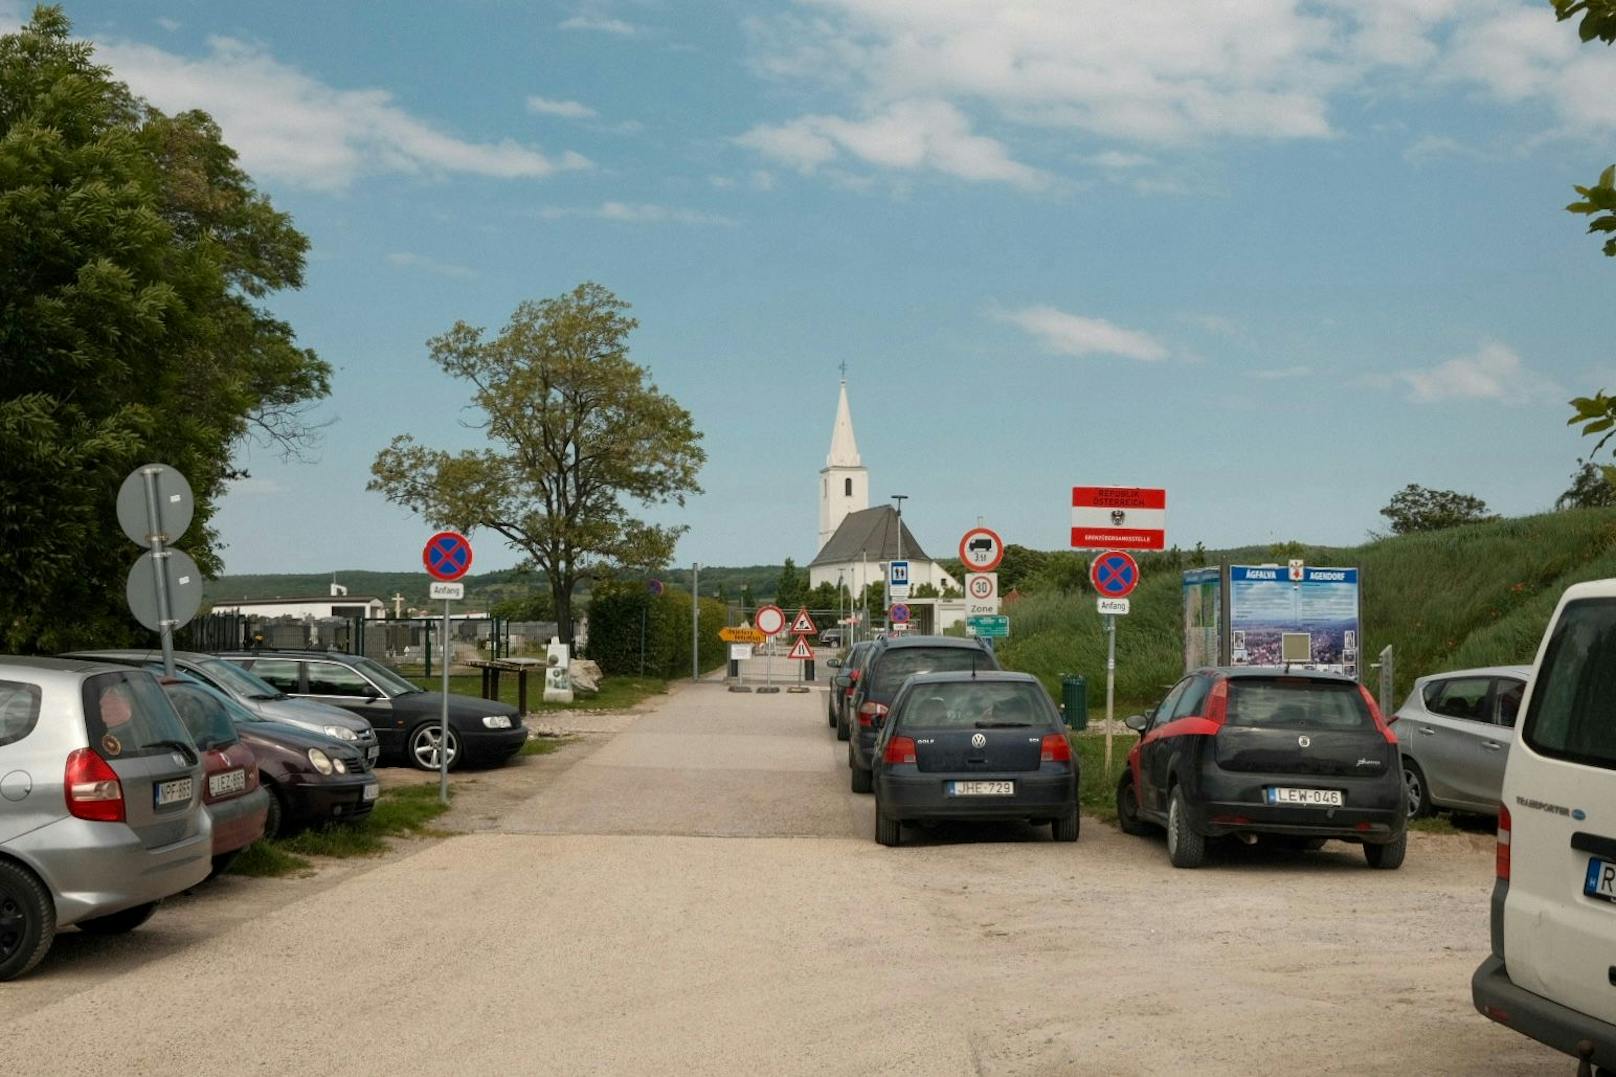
[1266,787,1344,807]
[362,782,380,802]
[366,746,379,765]
[208,769,246,798]
[1585,857,1616,903]
[948,780,1015,797]
[154,777,193,807]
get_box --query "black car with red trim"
[827,641,875,742]
[1115,667,1406,869]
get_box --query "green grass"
[226,841,313,878]
[1074,732,1136,823]
[403,673,669,714]
[227,783,454,874]
[520,734,567,756]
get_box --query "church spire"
[826,379,861,468]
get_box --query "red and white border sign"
[754,605,787,637]
[1071,487,1166,551]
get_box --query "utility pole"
[891,494,908,563]
[691,562,700,682]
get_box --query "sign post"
[118,464,197,678]
[1089,549,1142,780]
[424,531,473,805]
[754,605,786,693]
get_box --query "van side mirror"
[1124,713,1149,733]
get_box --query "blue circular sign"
[889,603,911,624]
[1090,551,1140,598]
[423,531,473,581]
[647,578,664,596]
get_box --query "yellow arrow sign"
[719,626,766,644]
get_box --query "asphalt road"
[0,680,1567,1075]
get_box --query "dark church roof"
[810,506,932,567]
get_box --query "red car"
[161,679,269,876]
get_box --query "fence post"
[424,620,433,680]
[1377,644,1394,718]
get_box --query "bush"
[584,582,726,678]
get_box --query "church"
[807,378,962,609]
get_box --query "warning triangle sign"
[791,608,818,636]
[787,635,814,660]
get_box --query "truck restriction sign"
[958,527,1004,572]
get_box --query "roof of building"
[810,505,931,566]
[212,595,387,606]
[824,380,862,469]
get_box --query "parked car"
[217,650,526,770]
[846,636,999,794]
[167,679,376,836]
[870,671,1079,847]
[826,640,874,741]
[64,649,380,767]
[160,678,269,876]
[1394,665,1529,818]
[1116,667,1406,869]
[0,658,211,981]
[819,629,843,648]
[1473,580,1616,1068]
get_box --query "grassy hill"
[996,507,1616,715]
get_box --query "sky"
[14,1,1616,575]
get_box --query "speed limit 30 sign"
[965,572,998,616]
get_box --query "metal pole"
[639,605,646,677]
[140,467,177,677]
[691,562,700,682]
[439,598,451,805]
[1105,614,1117,781]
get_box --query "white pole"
[439,598,451,805]
[691,562,700,682]
[1105,613,1116,780]
[140,468,177,678]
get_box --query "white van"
[1473,580,1616,1069]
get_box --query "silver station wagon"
[0,658,212,981]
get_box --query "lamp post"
[890,494,908,563]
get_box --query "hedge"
[585,582,727,678]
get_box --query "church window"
[844,477,852,497]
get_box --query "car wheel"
[1116,774,1151,836]
[409,723,461,772]
[1402,758,1431,819]
[875,798,901,847]
[836,708,850,742]
[1166,787,1206,869]
[75,901,159,935]
[828,702,837,727]
[851,764,873,794]
[209,851,242,879]
[261,782,286,839]
[1052,808,1080,843]
[1364,832,1408,870]
[0,860,54,982]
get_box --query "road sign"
[791,608,818,636]
[888,560,909,587]
[1090,550,1141,599]
[423,531,473,581]
[754,605,786,637]
[1071,487,1166,551]
[1288,559,1305,582]
[429,581,464,600]
[719,626,767,644]
[965,614,1009,639]
[889,603,911,624]
[1097,597,1131,616]
[648,578,664,596]
[959,527,1005,572]
[786,636,814,660]
[728,643,754,662]
[126,549,203,632]
[965,572,998,617]
[117,464,194,547]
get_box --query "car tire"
[1116,774,1152,836]
[836,708,851,742]
[408,723,461,772]
[851,764,873,794]
[875,804,901,847]
[209,851,242,879]
[1166,786,1206,869]
[1052,808,1080,843]
[262,782,287,839]
[0,859,55,982]
[1364,832,1408,870]
[828,701,837,727]
[75,901,159,935]
[1402,758,1431,819]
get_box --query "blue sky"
[20,1,1616,574]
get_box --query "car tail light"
[1204,679,1228,724]
[1359,685,1398,743]
[858,702,888,727]
[884,736,916,765]
[1496,804,1511,881]
[65,748,125,822]
[849,670,861,682]
[1040,733,1071,763]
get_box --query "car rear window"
[82,671,194,760]
[897,682,1053,730]
[1225,677,1373,730]
[871,647,990,696]
[0,681,41,747]
[162,684,241,751]
[1523,597,1616,772]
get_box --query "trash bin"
[1060,675,1088,731]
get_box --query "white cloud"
[995,305,1168,362]
[560,15,637,35]
[1395,342,1552,403]
[1249,365,1313,380]
[526,96,598,120]
[155,17,181,32]
[94,37,591,191]
[1089,151,1153,170]
[1443,5,1616,133]
[538,202,737,226]
[387,252,477,279]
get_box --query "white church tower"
[818,378,869,551]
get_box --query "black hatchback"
[871,672,1079,846]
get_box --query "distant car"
[846,636,1000,794]
[0,658,211,982]
[159,678,269,876]
[827,641,875,742]
[64,649,380,767]
[1116,667,1406,869]
[819,629,843,648]
[1393,665,1529,818]
[870,671,1079,846]
[218,650,526,770]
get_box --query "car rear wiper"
[153,739,198,764]
[974,721,1033,728]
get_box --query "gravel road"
[0,680,1566,1075]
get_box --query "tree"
[1557,459,1616,510]
[490,592,555,623]
[774,557,808,611]
[739,583,756,612]
[1378,484,1499,535]
[808,581,839,610]
[369,283,704,646]
[0,8,331,652]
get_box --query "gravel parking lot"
[1,679,1565,1075]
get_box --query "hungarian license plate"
[1585,857,1616,903]
[208,769,246,798]
[362,782,380,802]
[948,780,1014,797]
[154,777,193,807]
[1267,787,1343,807]
[366,746,379,765]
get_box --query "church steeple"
[826,378,861,468]
[818,375,869,553]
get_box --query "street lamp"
[890,494,908,563]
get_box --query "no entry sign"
[423,531,474,581]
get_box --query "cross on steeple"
[838,360,848,382]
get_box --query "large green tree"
[0,7,330,651]
[369,283,705,646]
[1378,484,1498,535]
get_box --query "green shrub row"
[584,582,728,678]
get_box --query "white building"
[211,581,386,620]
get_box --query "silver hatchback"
[1393,664,1531,817]
[0,658,212,981]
